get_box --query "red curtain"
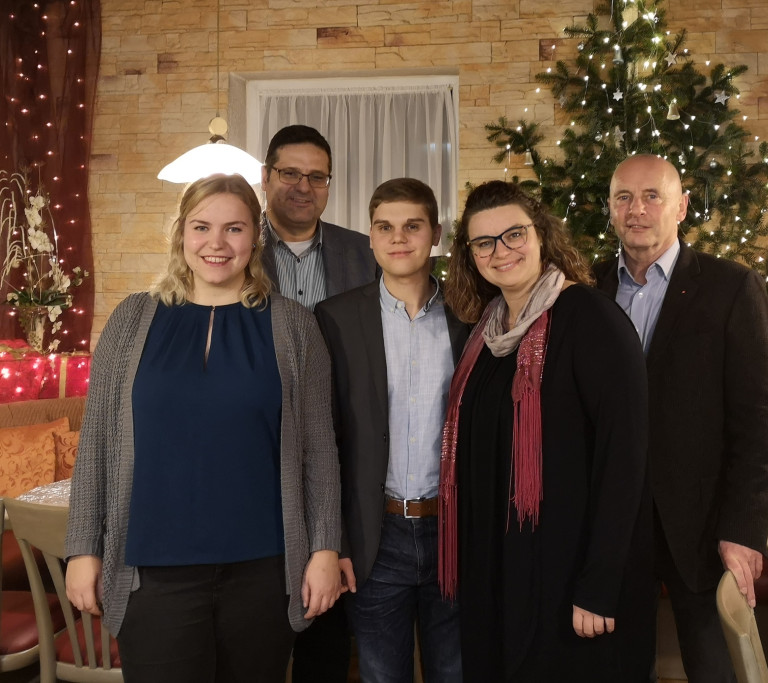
[0,0,100,351]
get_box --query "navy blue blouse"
[125,300,284,566]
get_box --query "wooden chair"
[4,498,122,682]
[1,497,61,674]
[716,569,768,683]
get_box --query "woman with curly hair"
[65,174,342,682]
[440,180,654,682]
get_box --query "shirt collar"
[263,213,323,248]
[618,239,680,284]
[379,275,442,314]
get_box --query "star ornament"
[613,88,624,101]
[714,90,730,105]
[614,126,626,143]
[665,52,677,66]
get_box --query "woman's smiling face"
[183,192,255,302]
[467,203,542,298]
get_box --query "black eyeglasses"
[271,167,332,189]
[467,224,532,258]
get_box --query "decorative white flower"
[1,169,88,354]
[25,206,43,228]
[50,260,71,291]
[28,227,54,252]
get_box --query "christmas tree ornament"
[665,52,677,66]
[714,90,730,105]
[710,158,718,169]
[667,102,680,120]
[678,153,686,165]
[524,150,534,166]
[613,88,624,101]
[613,46,624,65]
[614,126,626,143]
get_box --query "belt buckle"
[403,499,416,519]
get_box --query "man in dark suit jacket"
[260,124,377,311]
[260,125,376,682]
[594,154,768,682]
[316,178,468,682]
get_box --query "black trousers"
[655,515,736,683]
[290,598,351,683]
[117,556,295,683]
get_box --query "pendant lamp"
[157,0,262,184]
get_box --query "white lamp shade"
[157,142,263,185]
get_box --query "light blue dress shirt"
[380,277,454,500]
[616,240,680,354]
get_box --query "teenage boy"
[315,178,467,682]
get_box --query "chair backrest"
[0,497,44,673]
[716,569,768,683]
[4,497,122,682]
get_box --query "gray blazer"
[262,221,378,299]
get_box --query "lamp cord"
[215,0,220,118]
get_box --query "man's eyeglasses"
[271,167,332,189]
[467,224,532,258]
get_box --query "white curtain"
[247,80,458,244]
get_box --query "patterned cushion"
[0,417,69,497]
[53,430,80,481]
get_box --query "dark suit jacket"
[262,221,378,299]
[594,241,768,592]
[315,280,470,587]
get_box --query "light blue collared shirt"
[616,240,680,354]
[380,276,453,500]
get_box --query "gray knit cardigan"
[65,292,341,635]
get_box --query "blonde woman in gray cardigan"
[65,174,343,683]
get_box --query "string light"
[4,0,92,350]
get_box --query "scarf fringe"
[439,391,464,600]
[510,385,543,530]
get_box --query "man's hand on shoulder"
[719,539,764,607]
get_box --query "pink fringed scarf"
[438,265,563,600]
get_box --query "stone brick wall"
[90,0,768,344]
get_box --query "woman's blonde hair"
[445,180,593,323]
[152,174,271,308]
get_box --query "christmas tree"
[485,0,768,277]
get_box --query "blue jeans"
[347,514,462,683]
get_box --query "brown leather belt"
[384,497,438,518]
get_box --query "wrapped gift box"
[0,341,90,404]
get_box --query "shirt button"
[298,290,303,296]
